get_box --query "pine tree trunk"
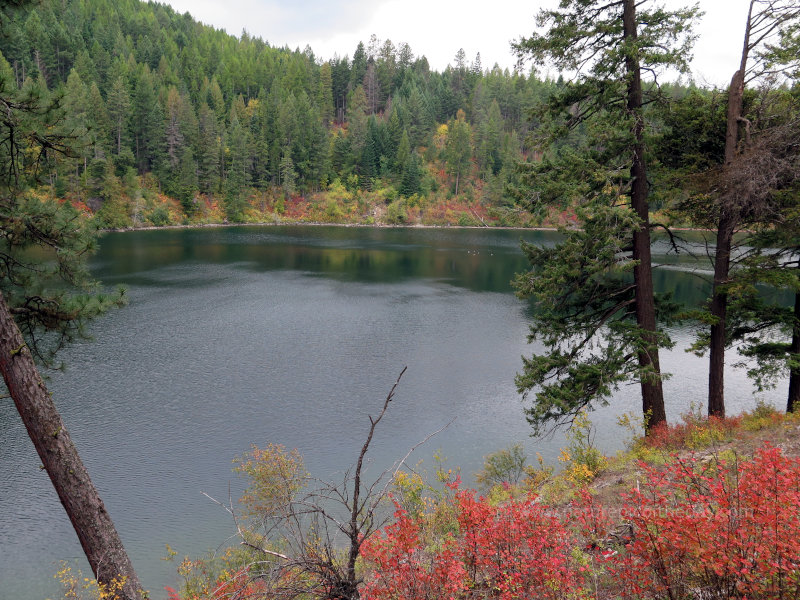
[708,211,736,417]
[709,61,746,417]
[0,291,144,600]
[787,288,800,413]
[623,0,666,431]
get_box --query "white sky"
[160,0,753,88]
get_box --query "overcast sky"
[160,0,753,88]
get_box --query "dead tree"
[206,367,446,600]
[707,0,800,417]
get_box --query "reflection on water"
[0,225,790,600]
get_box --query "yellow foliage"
[245,98,260,119]
[433,124,449,149]
[233,443,308,518]
[51,563,128,600]
[557,411,608,484]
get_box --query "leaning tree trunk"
[623,0,666,431]
[0,291,144,600]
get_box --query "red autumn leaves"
[361,444,800,600]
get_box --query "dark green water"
[0,226,788,599]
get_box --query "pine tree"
[445,109,472,196]
[399,150,421,198]
[512,0,698,433]
[0,46,143,600]
[196,102,220,195]
[318,61,334,127]
[131,66,163,173]
[705,0,799,417]
[106,75,130,157]
[225,111,250,221]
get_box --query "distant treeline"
[0,0,569,226]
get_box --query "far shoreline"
[101,220,716,235]
[102,220,561,233]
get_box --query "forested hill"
[0,0,561,227]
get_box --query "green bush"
[475,443,527,491]
[385,199,407,224]
[146,206,171,226]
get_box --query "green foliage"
[558,411,607,484]
[146,206,171,227]
[385,198,407,224]
[0,1,599,226]
[511,0,697,432]
[444,109,472,195]
[726,190,800,397]
[0,57,126,362]
[324,196,344,221]
[513,202,673,432]
[94,197,131,229]
[474,443,528,491]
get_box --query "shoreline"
[102,220,563,234]
[102,220,717,235]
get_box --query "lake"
[0,225,788,600]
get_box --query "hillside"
[0,0,566,228]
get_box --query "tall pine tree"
[512,0,698,433]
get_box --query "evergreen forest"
[0,0,562,227]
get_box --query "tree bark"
[623,0,666,431]
[787,288,800,413]
[708,209,736,417]
[0,290,144,600]
[709,22,748,417]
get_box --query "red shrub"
[611,445,800,599]
[361,486,586,600]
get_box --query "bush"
[362,484,586,600]
[609,445,800,599]
[559,411,607,484]
[475,443,527,491]
[94,197,131,229]
[644,405,742,451]
[146,206,171,226]
[385,199,408,224]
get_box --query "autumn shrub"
[233,443,308,518]
[173,546,271,600]
[644,405,741,451]
[52,562,129,600]
[522,452,555,492]
[475,443,528,492]
[559,411,608,485]
[361,483,587,600]
[740,399,788,431]
[610,444,800,599]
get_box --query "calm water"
[0,226,788,600]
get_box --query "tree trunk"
[709,42,748,417]
[0,291,144,600]
[787,288,800,413]
[708,209,736,417]
[623,0,666,431]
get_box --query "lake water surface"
[0,225,788,599]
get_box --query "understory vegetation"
[52,404,800,600]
